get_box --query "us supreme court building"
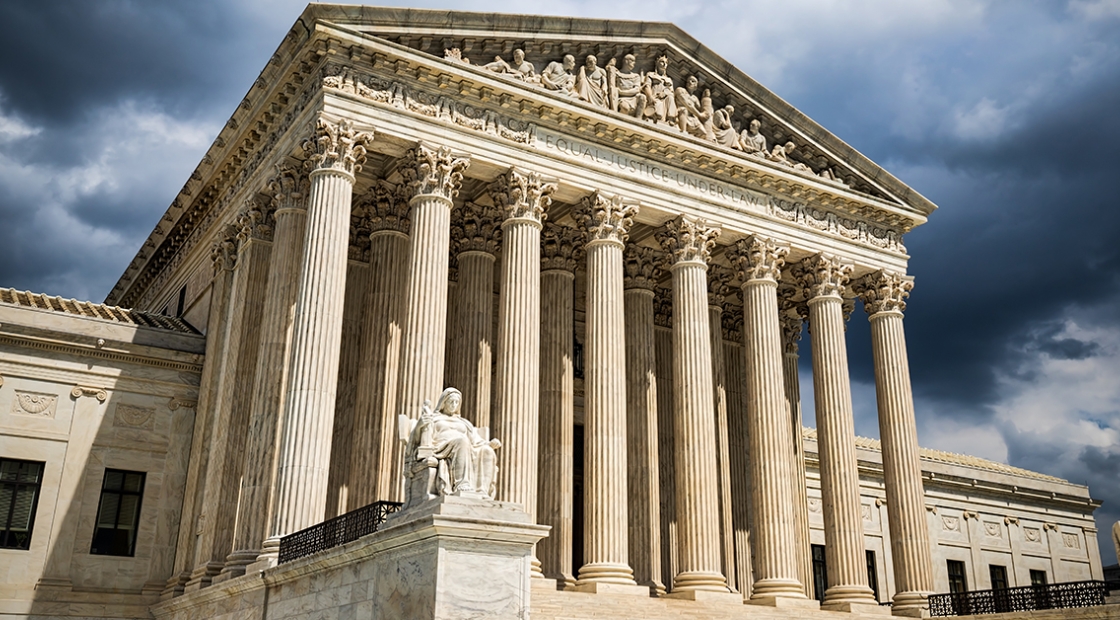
[0,5,1106,620]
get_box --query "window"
[1030,569,1048,586]
[989,565,1009,590]
[0,459,45,550]
[947,560,968,594]
[811,544,828,602]
[90,469,145,556]
[866,550,880,602]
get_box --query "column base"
[750,577,808,599]
[822,601,893,615]
[576,562,637,586]
[572,581,652,597]
[244,537,280,575]
[890,591,931,616]
[664,589,741,604]
[160,571,190,600]
[671,570,729,593]
[824,584,881,609]
[746,595,821,610]
[182,561,222,592]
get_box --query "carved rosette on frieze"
[727,235,788,284]
[777,283,806,354]
[452,202,502,256]
[540,224,583,273]
[852,269,914,316]
[210,224,239,274]
[623,245,664,291]
[656,215,721,266]
[402,144,470,201]
[267,162,311,213]
[653,286,673,328]
[489,168,557,224]
[235,196,276,245]
[707,266,733,308]
[576,191,638,245]
[302,117,375,177]
[791,253,853,301]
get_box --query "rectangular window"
[866,550,880,602]
[1029,569,1048,586]
[811,544,828,602]
[0,458,45,550]
[947,560,968,594]
[90,469,145,557]
[989,565,1009,590]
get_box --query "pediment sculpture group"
[445,48,845,184]
[399,387,502,506]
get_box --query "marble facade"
[0,5,1109,620]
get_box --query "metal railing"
[278,500,403,564]
[929,580,1107,617]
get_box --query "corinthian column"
[657,216,728,594]
[447,202,500,430]
[708,266,737,592]
[623,245,665,596]
[538,225,581,588]
[349,182,411,506]
[853,270,934,615]
[575,192,642,590]
[793,253,878,611]
[396,144,470,441]
[225,164,308,574]
[268,118,373,545]
[777,287,813,598]
[728,236,811,606]
[490,169,556,577]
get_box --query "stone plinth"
[152,495,549,620]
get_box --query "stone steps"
[531,588,892,620]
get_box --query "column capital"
[403,143,470,201]
[792,253,852,301]
[576,191,638,246]
[489,168,557,224]
[452,202,502,255]
[302,117,374,177]
[656,215,721,266]
[211,225,239,274]
[728,235,788,284]
[623,245,664,291]
[707,266,733,309]
[852,269,913,316]
[267,162,310,213]
[653,287,673,328]
[236,196,276,245]
[356,181,410,235]
[349,206,372,262]
[541,224,583,273]
[721,305,743,342]
[777,284,806,355]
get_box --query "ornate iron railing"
[278,500,403,564]
[929,580,1107,617]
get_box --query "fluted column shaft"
[450,250,495,429]
[228,201,307,571]
[580,237,635,585]
[669,258,727,592]
[782,346,813,597]
[709,304,737,592]
[493,216,542,554]
[625,287,665,595]
[326,259,369,516]
[806,292,876,606]
[539,268,575,587]
[725,337,755,597]
[732,237,806,602]
[869,308,934,610]
[270,167,355,539]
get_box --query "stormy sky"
[1,1,1117,568]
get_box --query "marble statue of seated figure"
[401,387,501,503]
[483,48,537,82]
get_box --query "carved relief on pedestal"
[853,269,914,316]
[451,202,502,255]
[655,215,720,265]
[540,224,583,273]
[623,245,663,291]
[576,191,638,245]
[727,235,788,284]
[489,168,557,223]
[402,144,470,201]
[11,391,58,418]
[114,404,156,430]
[302,117,375,176]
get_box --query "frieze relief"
[942,516,961,532]
[1063,532,1081,549]
[11,391,58,418]
[984,521,1003,538]
[114,404,156,430]
[1024,527,1043,543]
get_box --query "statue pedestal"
[377,494,550,620]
